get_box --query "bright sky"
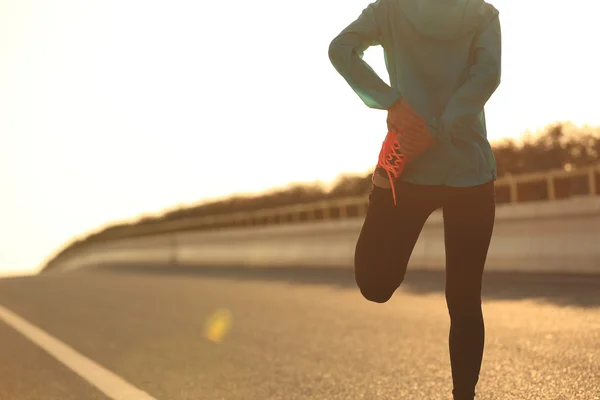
[1,0,599,276]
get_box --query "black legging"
[354,180,496,400]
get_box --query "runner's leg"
[354,182,443,303]
[442,182,496,399]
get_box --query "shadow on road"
[77,262,600,309]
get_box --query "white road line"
[0,304,157,400]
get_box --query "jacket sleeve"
[328,0,402,110]
[428,14,502,142]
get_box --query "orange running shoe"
[372,130,407,206]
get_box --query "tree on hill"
[493,123,600,176]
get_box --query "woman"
[328,0,501,399]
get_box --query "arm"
[328,0,401,110]
[428,14,502,142]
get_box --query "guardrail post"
[589,167,597,196]
[339,205,347,219]
[302,210,311,221]
[547,175,556,200]
[169,235,177,267]
[508,176,518,203]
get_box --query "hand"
[387,99,434,159]
[387,98,425,135]
[397,127,434,159]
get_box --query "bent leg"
[443,182,496,400]
[354,182,442,303]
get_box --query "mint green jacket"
[329,0,502,186]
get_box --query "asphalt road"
[0,265,599,400]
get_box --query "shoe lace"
[375,131,407,206]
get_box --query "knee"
[445,287,482,318]
[356,278,402,304]
[359,285,396,303]
[354,245,404,304]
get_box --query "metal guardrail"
[42,163,600,272]
[48,192,600,276]
[104,163,600,239]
